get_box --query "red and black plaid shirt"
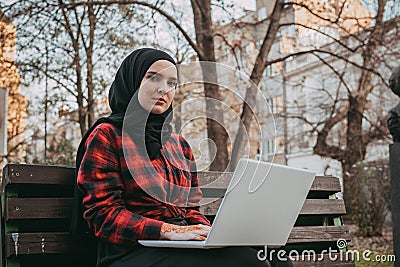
[77,123,210,246]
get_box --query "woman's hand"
[160,223,211,241]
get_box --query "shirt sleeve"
[77,125,164,245]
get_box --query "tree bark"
[86,1,96,129]
[229,0,285,170]
[313,0,387,205]
[191,0,229,171]
[59,0,87,136]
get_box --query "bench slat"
[2,164,74,187]
[310,176,341,193]
[5,226,350,257]
[299,199,346,215]
[199,198,223,215]
[5,198,346,220]
[5,232,92,257]
[2,165,341,193]
[287,225,350,244]
[10,197,225,220]
[197,172,234,187]
[6,198,73,220]
[201,188,225,198]
[198,172,341,193]
[199,199,346,216]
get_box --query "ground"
[347,224,395,267]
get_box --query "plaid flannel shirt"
[78,123,210,246]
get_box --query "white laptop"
[139,158,316,249]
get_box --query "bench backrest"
[1,164,96,267]
[1,164,351,267]
[197,172,350,246]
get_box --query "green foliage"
[349,160,391,237]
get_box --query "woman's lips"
[154,98,166,105]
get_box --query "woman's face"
[138,60,177,114]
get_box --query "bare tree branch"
[60,0,204,59]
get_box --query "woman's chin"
[150,106,168,114]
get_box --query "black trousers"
[108,246,293,267]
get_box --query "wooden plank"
[5,198,72,220]
[3,197,345,220]
[201,188,225,198]
[197,172,233,188]
[287,226,351,244]
[1,165,340,192]
[198,172,341,193]
[199,198,223,215]
[292,253,355,266]
[311,176,341,193]
[5,232,91,257]
[4,196,345,221]
[299,199,346,215]
[2,164,74,188]
[200,199,346,216]
[5,226,350,257]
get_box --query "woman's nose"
[157,82,169,94]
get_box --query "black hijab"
[70,48,177,235]
[108,47,176,159]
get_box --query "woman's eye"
[168,81,177,87]
[149,75,160,81]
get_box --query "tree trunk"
[75,45,86,137]
[230,0,284,170]
[341,161,354,220]
[59,0,87,136]
[313,0,387,207]
[86,1,96,129]
[191,0,229,171]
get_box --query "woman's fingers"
[188,225,210,237]
[186,233,206,241]
[160,223,212,241]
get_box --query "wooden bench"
[1,163,355,267]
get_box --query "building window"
[258,7,267,21]
[266,96,283,114]
[265,138,275,156]
[274,96,283,113]
[264,65,273,76]
[267,97,274,113]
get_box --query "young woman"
[73,48,293,267]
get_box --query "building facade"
[212,0,397,177]
[0,10,28,169]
